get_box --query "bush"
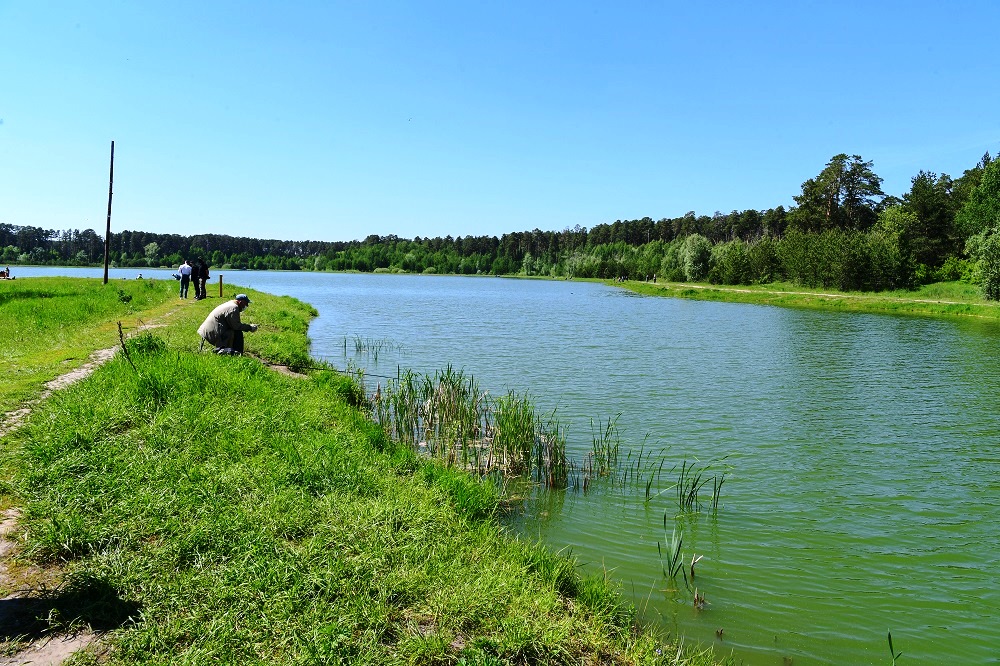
[935,256,971,282]
[709,240,752,285]
[966,226,1000,300]
[681,234,711,281]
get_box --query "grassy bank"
[615,278,1000,320]
[0,277,181,413]
[1,279,724,665]
[0,277,317,418]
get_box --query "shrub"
[681,234,711,281]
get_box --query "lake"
[17,267,1000,664]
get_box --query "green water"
[319,275,999,665]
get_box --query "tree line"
[4,150,1000,297]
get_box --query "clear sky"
[2,1,998,243]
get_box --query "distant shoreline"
[614,278,1000,321]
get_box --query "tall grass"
[371,367,572,488]
[0,277,178,413]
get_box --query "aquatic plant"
[536,414,570,489]
[491,390,536,475]
[656,513,687,590]
[674,460,727,513]
[676,460,709,512]
[690,553,704,581]
[346,334,401,362]
[888,631,902,664]
[369,366,729,501]
[712,474,725,513]
[587,414,621,477]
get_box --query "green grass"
[370,367,575,489]
[0,278,318,417]
[1,279,729,665]
[0,277,177,412]
[619,278,1000,320]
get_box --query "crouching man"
[198,293,258,354]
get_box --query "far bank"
[614,278,1000,321]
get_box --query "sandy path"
[0,308,302,665]
[0,318,172,665]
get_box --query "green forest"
[5,151,1000,298]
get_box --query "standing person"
[197,293,258,354]
[178,259,193,298]
[197,259,210,300]
[190,260,202,299]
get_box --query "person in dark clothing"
[197,260,210,299]
[190,260,202,299]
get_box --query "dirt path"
[0,306,306,665]
[0,315,176,665]
[0,347,119,440]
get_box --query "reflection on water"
[17,267,1000,664]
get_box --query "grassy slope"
[1,279,722,666]
[0,277,317,416]
[615,278,1000,320]
[0,277,180,413]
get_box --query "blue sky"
[2,1,998,243]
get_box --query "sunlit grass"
[0,278,317,415]
[621,279,1000,320]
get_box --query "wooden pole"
[219,274,223,297]
[102,140,114,284]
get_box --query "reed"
[422,365,488,467]
[369,368,578,489]
[348,335,400,362]
[674,460,727,513]
[586,415,620,478]
[676,460,709,512]
[888,631,903,664]
[712,474,725,512]
[536,415,570,489]
[656,512,687,590]
[491,390,537,475]
[369,368,729,501]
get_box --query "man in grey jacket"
[197,293,258,354]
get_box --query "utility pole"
[103,140,114,284]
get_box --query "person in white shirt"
[178,260,193,298]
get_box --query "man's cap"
[235,293,251,303]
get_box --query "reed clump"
[368,368,730,510]
[370,366,571,488]
[346,334,401,362]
